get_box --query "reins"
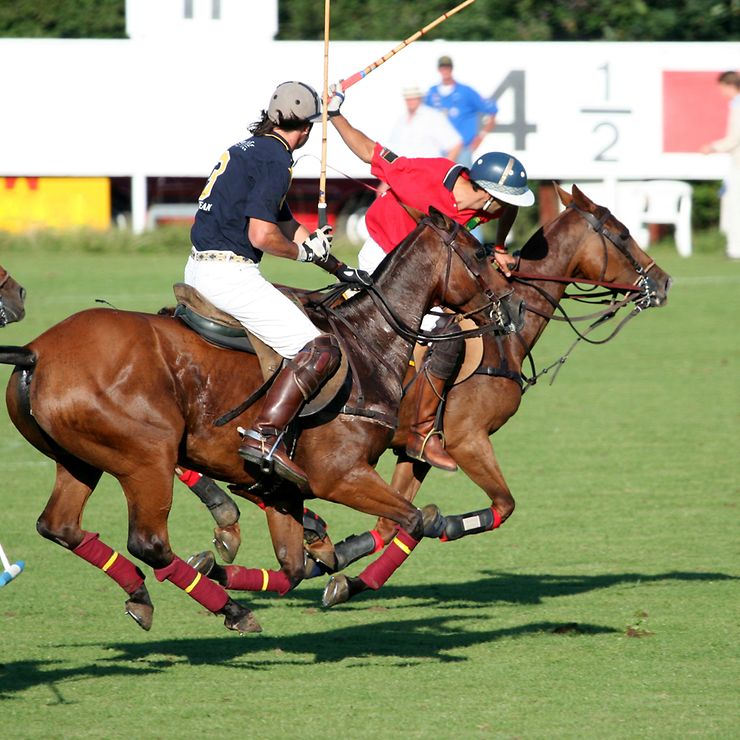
[504,200,657,391]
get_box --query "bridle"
[563,202,661,311]
[504,202,664,390]
[423,217,518,338]
[0,271,10,328]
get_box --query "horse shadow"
[288,568,738,608]
[3,569,734,699]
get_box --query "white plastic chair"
[630,180,693,257]
[560,180,693,257]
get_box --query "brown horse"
[313,184,672,606]
[0,265,26,328]
[0,210,519,634]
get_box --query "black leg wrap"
[303,508,329,544]
[189,476,240,526]
[334,531,380,571]
[441,507,497,541]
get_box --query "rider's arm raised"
[329,114,375,164]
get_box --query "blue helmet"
[469,152,535,207]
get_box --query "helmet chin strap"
[482,194,496,212]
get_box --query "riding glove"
[327,82,345,117]
[335,265,373,286]
[297,225,333,263]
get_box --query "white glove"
[297,225,333,263]
[328,81,345,118]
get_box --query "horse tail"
[0,346,37,367]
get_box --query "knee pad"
[427,330,464,381]
[290,334,341,398]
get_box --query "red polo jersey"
[365,143,498,253]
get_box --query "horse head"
[0,266,26,327]
[553,184,671,309]
[423,207,525,334]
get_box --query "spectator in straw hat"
[426,55,498,167]
[387,84,463,160]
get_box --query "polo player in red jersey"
[327,81,535,471]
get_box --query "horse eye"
[475,247,486,261]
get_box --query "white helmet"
[267,81,322,124]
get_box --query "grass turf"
[0,233,738,738]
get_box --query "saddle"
[172,283,350,417]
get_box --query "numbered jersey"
[190,133,293,262]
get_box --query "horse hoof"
[213,523,241,563]
[421,503,446,538]
[322,574,350,607]
[125,599,154,631]
[187,550,215,576]
[224,609,262,634]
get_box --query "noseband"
[567,202,659,310]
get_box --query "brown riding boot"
[405,371,458,471]
[238,335,340,490]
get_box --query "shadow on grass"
[2,569,734,699]
[288,568,739,608]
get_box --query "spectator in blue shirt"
[425,55,498,167]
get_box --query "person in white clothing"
[701,70,740,260]
[387,85,463,160]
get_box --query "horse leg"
[317,465,426,607]
[36,461,155,630]
[305,456,435,579]
[191,495,306,596]
[437,432,515,541]
[119,470,261,634]
[175,467,242,563]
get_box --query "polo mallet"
[318,0,331,229]
[340,0,476,90]
[0,542,24,587]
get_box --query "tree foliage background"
[0,0,736,40]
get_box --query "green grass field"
[0,232,738,738]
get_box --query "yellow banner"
[0,177,110,232]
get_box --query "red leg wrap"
[358,529,419,590]
[72,531,145,595]
[224,566,292,596]
[154,555,229,613]
[491,507,502,529]
[370,529,385,552]
[177,468,201,487]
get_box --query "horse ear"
[572,183,593,208]
[554,181,572,207]
[428,205,454,230]
[403,205,425,223]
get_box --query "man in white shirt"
[387,85,463,160]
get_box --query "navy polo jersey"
[190,133,294,263]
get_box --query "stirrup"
[238,426,286,475]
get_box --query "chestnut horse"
[0,265,26,328]
[0,210,519,634]
[313,184,672,606]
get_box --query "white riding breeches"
[184,254,321,359]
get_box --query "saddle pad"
[412,317,483,386]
